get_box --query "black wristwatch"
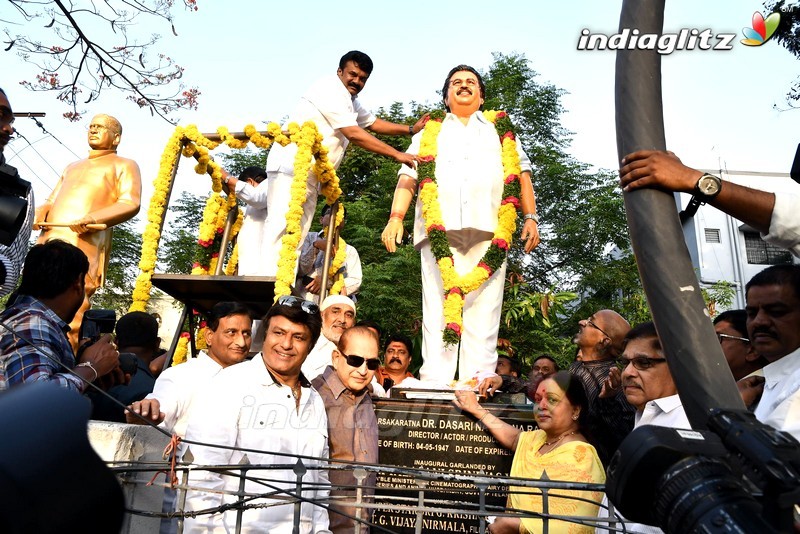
[681,173,722,221]
[694,173,722,201]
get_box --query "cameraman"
[0,87,34,298]
[0,240,120,392]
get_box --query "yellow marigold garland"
[171,333,190,366]
[129,126,185,312]
[417,110,522,344]
[129,121,342,311]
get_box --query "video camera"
[606,409,800,533]
[0,162,30,247]
[78,309,138,377]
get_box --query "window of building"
[743,232,794,265]
[704,228,721,244]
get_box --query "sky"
[3,0,798,222]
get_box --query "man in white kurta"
[183,298,329,533]
[262,50,424,277]
[382,65,540,382]
[125,302,254,437]
[221,166,269,276]
[745,265,800,441]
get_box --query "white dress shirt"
[754,346,800,441]
[233,178,270,276]
[184,356,331,533]
[762,191,800,258]
[302,335,337,382]
[398,111,533,248]
[145,350,224,439]
[266,74,376,175]
[597,395,690,534]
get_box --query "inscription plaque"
[373,395,536,533]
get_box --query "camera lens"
[655,456,763,533]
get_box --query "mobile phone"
[79,309,116,341]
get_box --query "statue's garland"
[129,122,343,315]
[417,110,522,344]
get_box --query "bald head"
[595,309,631,358]
[574,309,631,361]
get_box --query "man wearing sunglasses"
[312,325,380,533]
[183,296,332,532]
[618,322,689,429]
[569,309,635,465]
[597,322,690,533]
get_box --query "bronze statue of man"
[35,114,142,348]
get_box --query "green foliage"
[499,281,578,370]
[218,148,269,177]
[158,191,207,274]
[764,0,800,104]
[702,280,736,317]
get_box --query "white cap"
[319,295,356,313]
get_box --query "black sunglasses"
[615,356,667,371]
[277,295,319,314]
[341,353,381,371]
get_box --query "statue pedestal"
[373,394,535,533]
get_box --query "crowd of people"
[1,46,799,533]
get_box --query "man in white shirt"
[746,265,800,441]
[125,301,253,436]
[296,204,362,301]
[302,295,355,380]
[221,166,269,276]
[262,50,427,277]
[381,64,540,382]
[618,322,690,430]
[598,321,691,534]
[183,296,330,533]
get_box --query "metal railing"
[111,449,630,534]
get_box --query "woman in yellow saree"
[454,370,605,533]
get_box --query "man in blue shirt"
[0,240,120,392]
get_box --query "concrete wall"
[88,421,171,534]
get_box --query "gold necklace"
[542,430,577,448]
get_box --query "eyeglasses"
[450,78,478,88]
[342,353,381,371]
[586,319,610,339]
[616,356,668,371]
[717,333,749,344]
[276,295,319,315]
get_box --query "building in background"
[679,169,797,310]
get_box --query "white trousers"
[261,171,319,277]
[419,229,506,382]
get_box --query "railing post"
[541,471,550,534]
[476,481,489,534]
[176,447,194,534]
[234,454,250,534]
[414,477,427,534]
[353,467,367,534]
[293,458,308,534]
